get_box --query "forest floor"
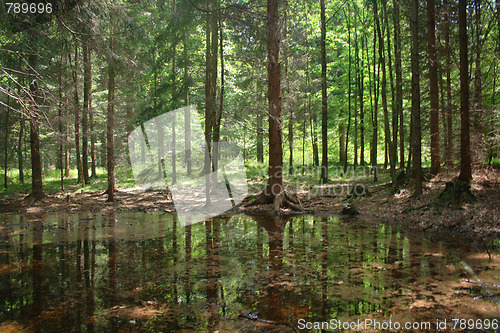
[242,166,500,239]
[0,166,499,239]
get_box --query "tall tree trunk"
[393,0,404,169]
[411,0,422,195]
[384,0,398,170]
[204,0,218,204]
[283,7,293,174]
[320,0,328,183]
[266,0,284,198]
[353,9,360,169]
[171,0,179,185]
[288,110,293,174]
[497,0,500,51]
[444,0,453,168]
[360,36,367,166]
[64,89,69,177]
[82,41,91,184]
[27,35,45,200]
[342,2,351,166]
[70,44,84,185]
[306,55,319,167]
[18,116,24,183]
[106,35,116,202]
[153,45,163,178]
[473,0,482,132]
[344,9,354,172]
[3,94,9,189]
[428,0,440,175]
[371,0,380,181]
[354,57,358,168]
[302,108,306,169]
[377,0,397,187]
[257,110,264,163]
[172,26,178,185]
[410,0,423,196]
[90,101,96,178]
[458,0,471,182]
[344,85,358,173]
[58,56,64,191]
[183,32,192,176]
[212,14,224,182]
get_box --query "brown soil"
[0,188,175,216]
[1,167,498,239]
[355,167,500,238]
[241,166,500,239]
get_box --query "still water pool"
[0,213,499,332]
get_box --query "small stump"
[341,203,359,216]
[438,179,476,206]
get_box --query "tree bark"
[343,1,351,166]
[204,0,218,204]
[320,0,328,183]
[212,14,224,182]
[377,0,397,187]
[458,0,471,182]
[106,35,116,202]
[82,41,91,184]
[90,100,96,178]
[172,24,178,185]
[361,36,367,166]
[371,0,380,181]
[58,55,64,191]
[18,116,24,183]
[393,0,404,169]
[266,0,284,198]
[70,44,84,185]
[4,94,10,189]
[428,0,440,175]
[411,0,422,196]
[183,32,192,176]
[384,0,397,171]
[27,37,45,200]
[306,55,319,167]
[497,0,500,51]
[473,0,482,132]
[257,110,264,163]
[444,0,453,168]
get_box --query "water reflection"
[0,213,498,332]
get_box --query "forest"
[0,0,499,331]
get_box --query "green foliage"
[0,0,498,198]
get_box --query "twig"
[479,237,492,260]
[461,262,500,305]
[464,279,500,289]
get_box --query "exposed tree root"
[24,191,46,205]
[437,179,476,206]
[246,190,304,212]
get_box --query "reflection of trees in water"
[205,217,223,332]
[32,217,43,333]
[321,217,328,323]
[107,212,118,333]
[83,215,96,333]
[0,214,13,322]
[251,215,291,322]
[0,213,497,331]
[173,214,178,305]
[184,223,192,304]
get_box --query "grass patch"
[0,166,137,197]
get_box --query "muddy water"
[0,213,498,332]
